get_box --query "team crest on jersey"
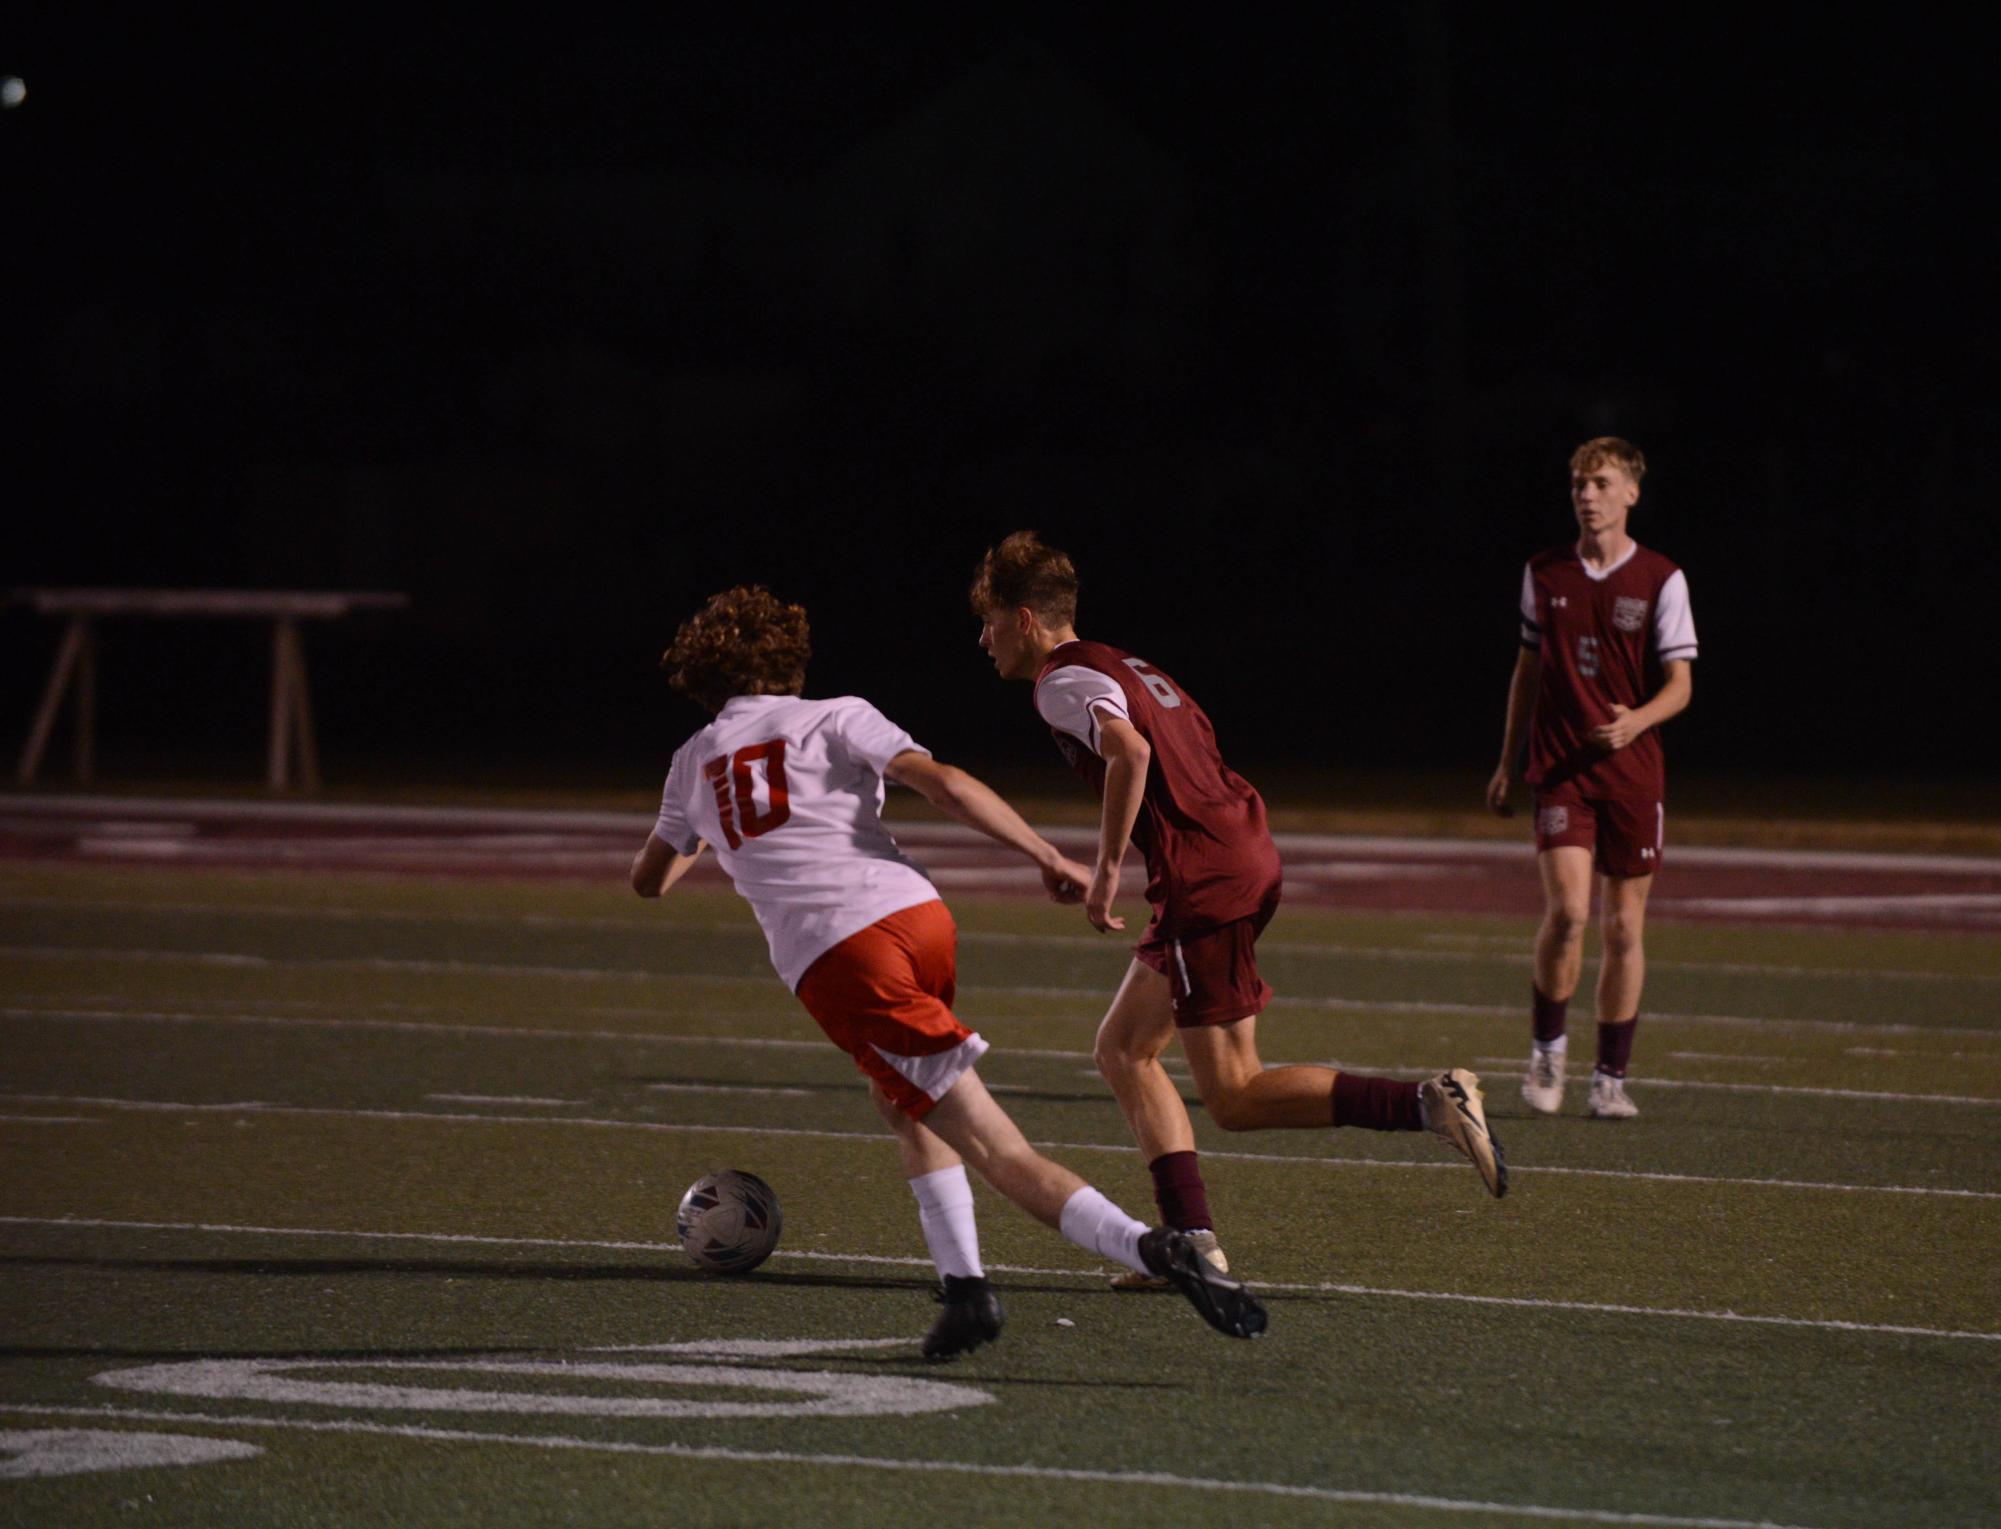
[1612,596,1650,633]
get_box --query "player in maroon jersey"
[1486,438,1698,1120]
[972,532,1506,1286]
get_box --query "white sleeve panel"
[1034,665,1130,754]
[830,697,929,773]
[1518,563,1540,647]
[652,743,702,855]
[1655,569,1698,661]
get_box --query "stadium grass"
[2,865,1997,1527]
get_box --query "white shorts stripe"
[868,1032,989,1102]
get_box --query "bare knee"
[1601,909,1644,959]
[1094,1027,1165,1084]
[1543,902,1590,945]
[1203,1085,1259,1133]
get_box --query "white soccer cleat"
[1420,1068,1508,1198]
[1521,1044,1567,1114]
[1587,1071,1639,1120]
[1111,1228,1228,1290]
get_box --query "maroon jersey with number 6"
[1033,640,1281,937]
[1520,543,1698,799]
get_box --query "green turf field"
[3,863,1997,1527]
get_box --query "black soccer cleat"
[1137,1227,1268,1339]
[922,1274,1005,1360]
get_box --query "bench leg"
[290,627,321,792]
[17,616,93,785]
[268,619,321,792]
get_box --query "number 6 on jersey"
[1122,657,1182,709]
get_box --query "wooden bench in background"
[11,589,410,791]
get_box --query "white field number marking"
[94,1338,992,1422]
[0,1428,261,1479]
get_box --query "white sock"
[1536,1034,1569,1056]
[909,1165,982,1279]
[1057,1186,1148,1275]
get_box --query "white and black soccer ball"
[675,1169,783,1274]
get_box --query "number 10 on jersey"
[703,741,791,848]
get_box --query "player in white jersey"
[631,585,1268,1355]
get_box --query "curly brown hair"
[1570,436,1647,484]
[968,530,1079,624]
[661,585,811,714]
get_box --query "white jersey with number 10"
[652,694,938,989]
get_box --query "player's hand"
[1041,856,1091,904]
[1485,766,1514,817]
[1085,862,1126,933]
[1589,704,1644,752]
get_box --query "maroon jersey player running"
[1487,437,1698,1120]
[973,532,1505,1286]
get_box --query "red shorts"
[793,899,987,1120]
[1533,789,1664,879]
[1136,893,1280,1029]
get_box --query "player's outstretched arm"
[1487,648,1541,815]
[1589,659,1692,752]
[631,835,705,898]
[884,751,1090,902]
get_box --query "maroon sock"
[1147,1151,1213,1233]
[1331,1072,1425,1132]
[1596,1018,1638,1078]
[1532,984,1569,1045]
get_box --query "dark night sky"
[5,11,1993,789]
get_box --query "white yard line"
[0,1215,1992,1349]
[1473,1053,1795,1068]
[1664,1052,1789,1064]
[977,985,2001,1044]
[0,1004,830,1050]
[0,1402,1829,1529]
[1661,894,2001,918]
[10,944,1998,1041]
[9,792,2000,876]
[1462,1070,2001,1107]
[7,1003,2000,1105]
[643,1083,813,1098]
[5,1098,1995,1200]
[6,894,1998,986]
[423,1094,583,1108]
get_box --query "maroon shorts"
[1136,893,1280,1029]
[1533,788,1663,879]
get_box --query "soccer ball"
[675,1170,783,1274]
